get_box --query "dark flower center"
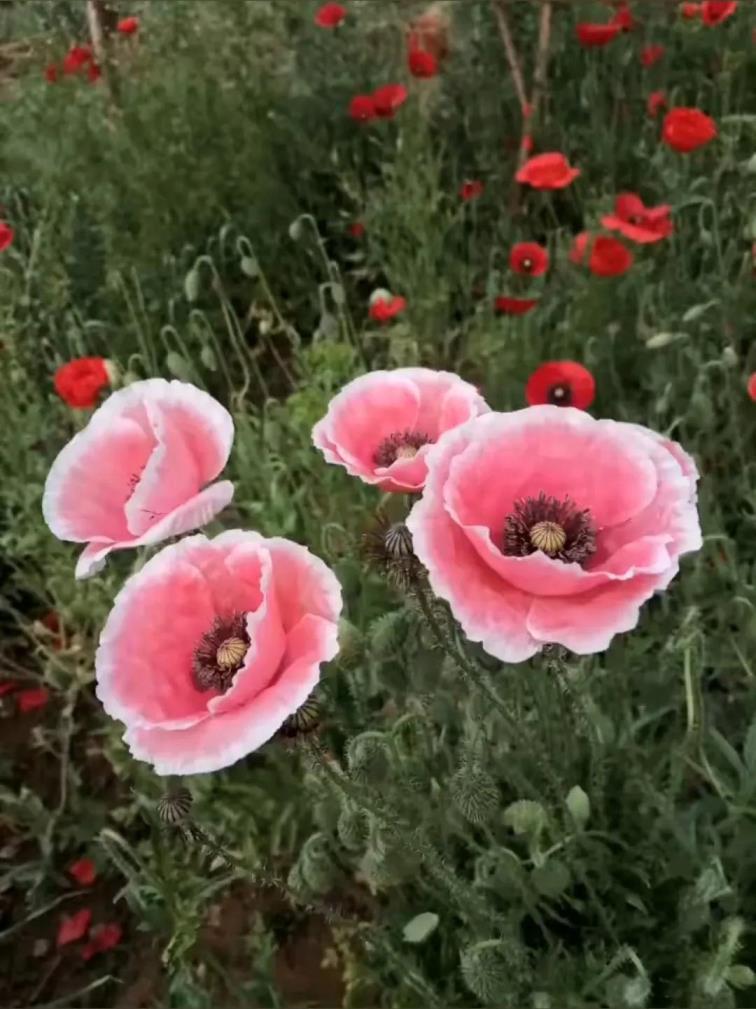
[193,612,250,693]
[629,214,643,225]
[374,429,431,467]
[503,492,596,565]
[547,383,572,406]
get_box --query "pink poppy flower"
[641,44,665,67]
[647,90,667,118]
[516,152,580,189]
[43,379,235,579]
[312,368,488,493]
[369,293,406,323]
[0,222,14,252]
[406,407,701,661]
[459,179,484,201]
[18,687,50,712]
[372,83,408,117]
[95,530,341,775]
[57,909,92,947]
[314,3,346,28]
[601,192,673,243]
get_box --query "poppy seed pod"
[450,763,499,825]
[460,938,528,1004]
[347,731,391,785]
[300,832,338,894]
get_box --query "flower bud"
[347,732,390,785]
[451,764,498,825]
[300,832,338,894]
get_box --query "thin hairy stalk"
[491,0,528,114]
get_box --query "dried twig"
[528,0,554,133]
[491,0,528,115]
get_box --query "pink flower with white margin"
[312,368,489,493]
[406,406,701,661]
[42,379,234,579]
[95,530,342,775]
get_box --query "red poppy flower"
[748,373,756,401]
[680,2,701,16]
[407,4,450,63]
[526,361,596,409]
[370,294,406,323]
[69,858,97,887]
[117,15,139,34]
[348,95,375,121]
[494,296,539,316]
[45,64,59,83]
[575,22,622,47]
[521,134,534,154]
[315,2,346,28]
[0,682,18,697]
[647,90,667,118]
[62,44,93,75]
[516,152,580,189]
[82,923,123,961]
[570,232,634,276]
[54,357,110,409]
[509,242,549,276]
[702,1,736,24]
[601,193,673,244]
[57,909,92,947]
[0,222,14,252]
[372,84,408,118]
[87,62,102,84]
[408,48,438,77]
[40,611,64,651]
[662,107,717,152]
[611,2,637,31]
[640,44,665,67]
[459,179,484,201]
[18,687,50,713]
[348,221,365,238]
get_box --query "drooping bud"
[347,732,390,786]
[450,764,498,825]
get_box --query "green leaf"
[503,800,546,837]
[743,720,756,773]
[402,912,439,944]
[165,352,193,381]
[565,786,590,829]
[531,859,571,898]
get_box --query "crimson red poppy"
[87,62,102,83]
[601,193,673,244]
[509,242,549,276]
[662,107,717,152]
[69,858,97,887]
[315,2,346,27]
[370,294,406,323]
[82,923,123,961]
[640,44,665,67]
[516,152,579,189]
[748,373,756,401]
[408,48,438,77]
[45,63,59,83]
[18,687,50,713]
[521,134,534,154]
[0,222,14,252]
[349,95,375,121]
[54,357,110,409]
[680,2,701,16]
[611,2,637,30]
[702,1,736,24]
[575,22,622,47]
[62,44,93,75]
[348,221,365,238]
[647,90,667,118]
[0,682,18,697]
[570,232,634,276]
[372,84,408,118]
[117,15,139,34]
[57,909,92,948]
[494,296,539,316]
[526,361,596,410]
[459,179,484,201]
